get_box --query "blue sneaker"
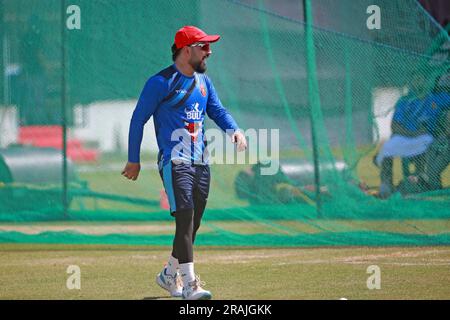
[156,267,182,297]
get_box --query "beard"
[189,57,207,73]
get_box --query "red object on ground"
[160,189,170,210]
[18,125,99,163]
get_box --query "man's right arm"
[122,76,165,181]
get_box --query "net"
[0,0,449,246]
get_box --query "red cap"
[174,26,220,49]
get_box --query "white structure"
[0,106,18,148]
[372,87,405,142]
[73,100,158,153]
[1,89,405,153]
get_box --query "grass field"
[0,244,449,300]
[1,151,449,300]
[1,219,449,236]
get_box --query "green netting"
[0,0,449,246]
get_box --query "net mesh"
[0,0,449,246]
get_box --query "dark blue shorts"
[159,160,210,215]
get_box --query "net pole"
[61,0,68,218]
[1,2,5,107]
[344,43,355,166]
[303,0,322,217]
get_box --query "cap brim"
[198,35,220,43]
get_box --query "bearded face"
[188,43,211,73]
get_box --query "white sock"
[179,262,195,287]
[165,255,179,276]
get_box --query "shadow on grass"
[143,296,175,300]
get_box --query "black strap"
[160,72,183,103]
[171,78,197,109]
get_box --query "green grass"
[2,219,448,237]
[0,244,448,299]
[74,147,450,212]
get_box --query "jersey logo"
[200,85,207,97]
[184,121,202,142]
[185,102,202,120]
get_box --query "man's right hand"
[121,162,141,181]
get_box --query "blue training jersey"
[128,64,239,166]
[393,92,450,136]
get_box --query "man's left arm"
[205,78,247,151]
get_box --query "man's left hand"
[231,131,247,152]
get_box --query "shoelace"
[175,273,182,288]
[191,274,206,289]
